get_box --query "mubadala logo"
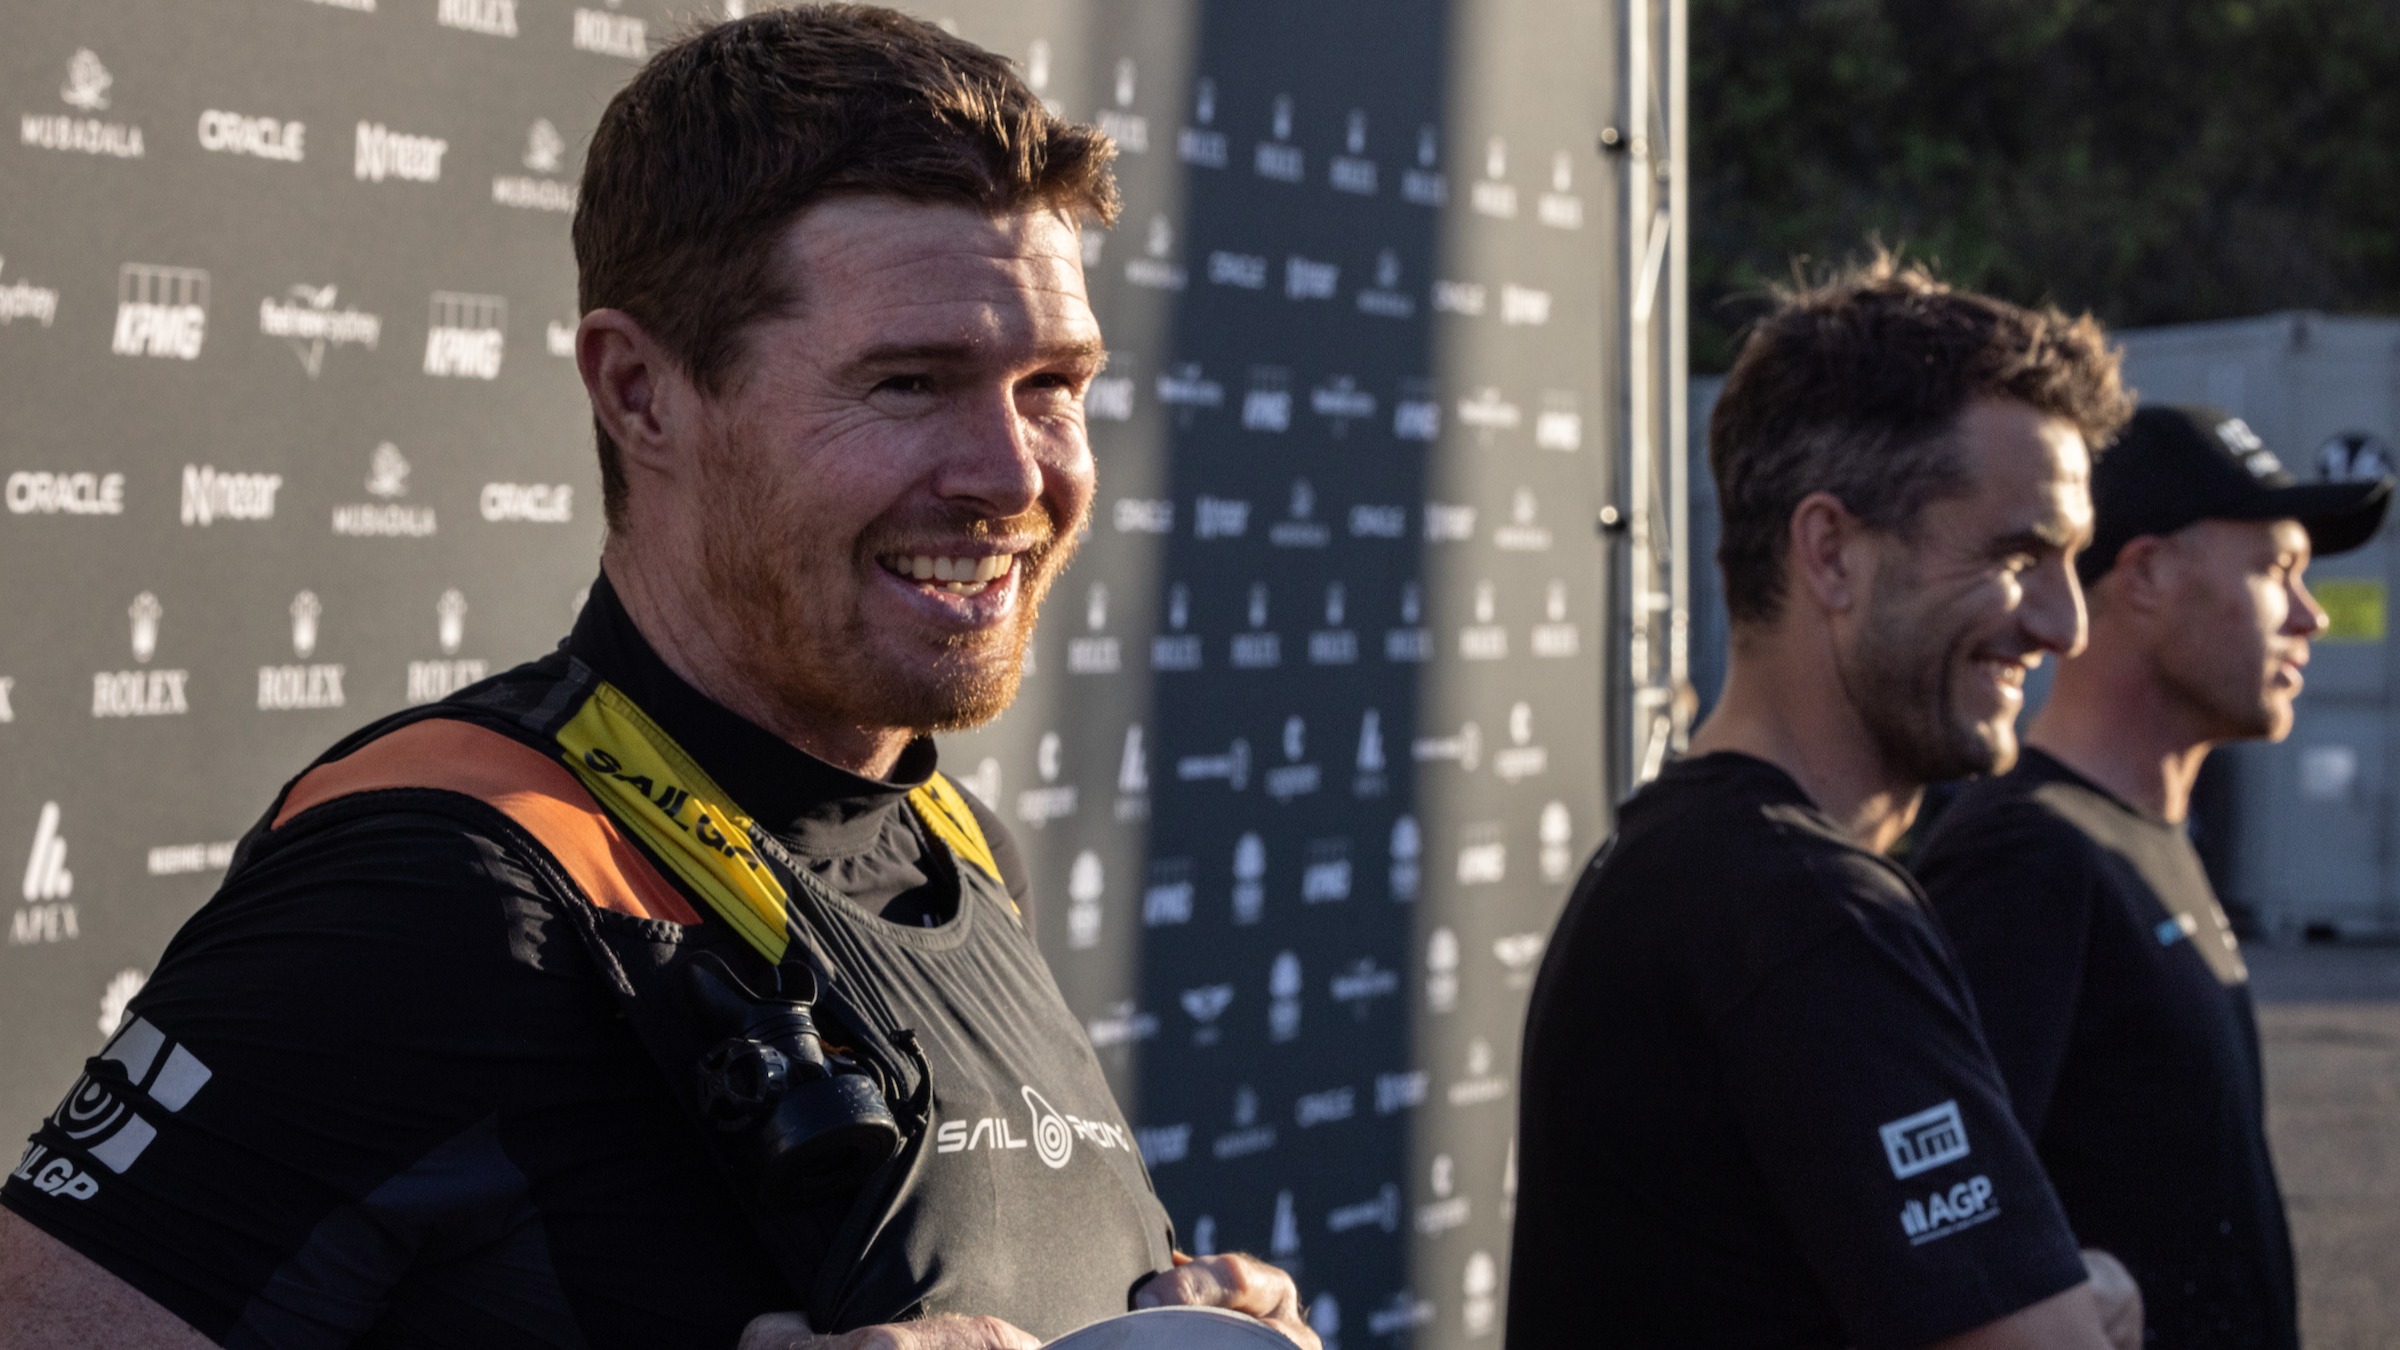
[1880,1100,1971,1179]
[181,464,282,526]
[1900,1175,1998,1245]
[22,50,145,159]
[197,109,304,162]
[480,482,573,522]
[93,593,189,719]
[334,442,437,538]
[112,265,208,360]
[493,119,578,212]
[260,284,380,376]
[438,0,518,37]
[258,592,345,711]
[0,254,62,328]
[354,121,447,183]
[424,292,505,379]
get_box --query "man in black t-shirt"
[1913,405,2392,1349]
[0,11,1312,1350]
[1511,257,2142,1349]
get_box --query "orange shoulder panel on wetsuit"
[272,717,704,926]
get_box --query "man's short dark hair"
[574,4,1121,529]
[1708,254,2131,625]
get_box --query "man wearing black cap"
[1912,404,2393,1350]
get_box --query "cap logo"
[2216,418,2283,479]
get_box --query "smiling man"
[0,10,1309,1350]
[1911,406,2391,1350]
[1509,259,2141,1349]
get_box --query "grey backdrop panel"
[0,1,1612,1340]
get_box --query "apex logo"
[111,265,208,360]
[424,292,504,379]
[1880,1100,1971,1179]
[21,802,72,901]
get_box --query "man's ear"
[1787,491,1866,615]
[2103,535,2175,618]
[577,309,692,482]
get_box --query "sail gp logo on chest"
[933,1084,1135,1169]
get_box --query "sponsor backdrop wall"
[0,0,1614,1340]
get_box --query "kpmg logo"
[93,593,189,719]
[197,109,304,162]
[493,120,578,212]
[0,254,61,328]
[334,442,438,538]
[424,292,505,379]
[437,0,518,37]
[180,465,282,525]
[258,591,346,711]
[22,50,145,158]
[112,265,208,360]
[260,285,381,376]
[1879,1100,1971,1179]
[354,121,447,183]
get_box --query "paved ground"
[2250,944,2400,1349]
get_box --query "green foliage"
[1691,0,2400,371]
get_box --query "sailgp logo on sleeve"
[1879,1099,1970,1178]
[15,1016,212,1201]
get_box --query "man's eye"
[875,374,933,396]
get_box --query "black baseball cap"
[2080,404,2394,583]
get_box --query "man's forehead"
[786,197,1086,286]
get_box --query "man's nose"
[2287,576,2330,638]
[2024,557,2088,658]
[939,388,1047,513]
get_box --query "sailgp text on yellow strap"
[555,680,1011,964]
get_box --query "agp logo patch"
[1879,1099,1971,1179]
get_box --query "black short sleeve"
[1716,910,2088,1349]
[1,807,785,1348]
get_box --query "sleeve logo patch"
[1900,1174,1999,1245]
[13,1016,212,1201]
[1878,1099,1970,1179]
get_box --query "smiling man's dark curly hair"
[1710,253,2132,625]
[573,4,1120,529]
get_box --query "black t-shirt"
[1911,748,2298,1350]
[1508,753,2086,1350]
[2,576,1166,1347]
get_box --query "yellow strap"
[909,773,1006,899]
[556,681,794,964]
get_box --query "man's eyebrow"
[842,337,1109,370]
[1992,520,2084,554]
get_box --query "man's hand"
[1132,1251,1322,1350]
[737,1312,1040,1350]
[2080,1249,2143,1350]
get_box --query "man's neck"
[600,547,915,780]
[1689,637,1924,854]
[2027,651,2212,822]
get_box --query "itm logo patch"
[1879,1099,1970,1179]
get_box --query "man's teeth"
[889,553,1014,591]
